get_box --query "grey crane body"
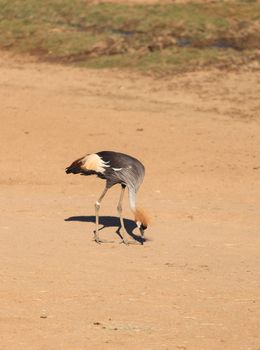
[65,151,147,244]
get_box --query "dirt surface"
[1,50,260,350]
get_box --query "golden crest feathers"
[134,208,150,227]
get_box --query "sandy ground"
[0,50,260,350]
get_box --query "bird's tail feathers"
[134,208,150,229]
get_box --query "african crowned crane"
[65,151,148,244]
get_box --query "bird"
[65,151,148,244]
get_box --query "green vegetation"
[0,0,259,74]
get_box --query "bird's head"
[136,221,147,230]
[135,208,149,237]
[136,221,147,238]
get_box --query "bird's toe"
[119,239,141,245]
[94,237,114,244]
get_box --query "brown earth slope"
[0,51,260,350]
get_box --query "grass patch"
[0,0,259,74]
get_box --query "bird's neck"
[128,188,137,213]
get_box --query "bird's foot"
[94,237,114,244]
[94,231,114,244]
[93,229,114,244]
[119,238,141,245]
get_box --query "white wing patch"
[82,153,110,174]
[112,167,122,171]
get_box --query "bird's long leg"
[117,185,139,245]
[94,187,113,244]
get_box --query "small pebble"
[40,310,48,319]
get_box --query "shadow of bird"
[65,215,147,244]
